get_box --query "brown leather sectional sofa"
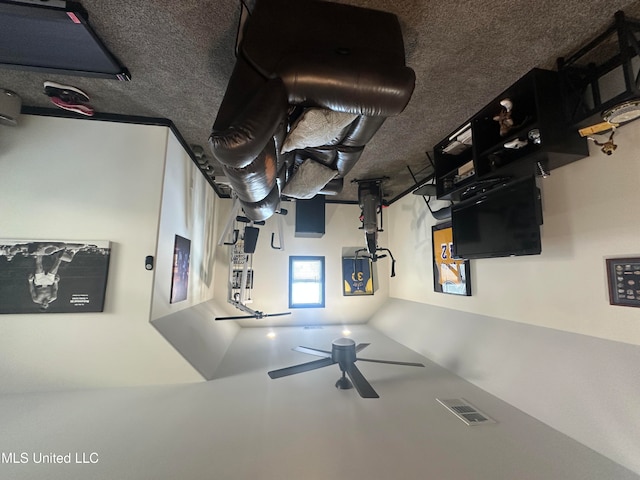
[209,0,415,221]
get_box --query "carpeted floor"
[2,0,639,201]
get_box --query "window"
[289,256,325,308]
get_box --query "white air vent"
[303,325,323,330]
[437,398,496,426]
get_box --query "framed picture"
[342,256,374,296]
[170,235,191,304]
[0,239,111,313]
[432,223,471,296]
[606,257,640,307]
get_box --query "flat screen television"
[451,175,543,259]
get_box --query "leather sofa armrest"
[280,57,415,117]
[240,0,415,116]
[209,76,289,169]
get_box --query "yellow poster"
[432,224,471,296]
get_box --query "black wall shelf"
[434,68,588,201]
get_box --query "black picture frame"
[170,235,191,304]
[606,257,640,307]
[342,256,374,296]
[432,222,471,296]
[0,239,111,313]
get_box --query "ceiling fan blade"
[268,357,335,379]
[293,346,331,357]
[215,315,256,321]
[356,357,425,367]
[345,362,379,398]
[215,311,291,321]
[355,343,370,352]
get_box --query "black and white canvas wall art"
[0,239,111,313]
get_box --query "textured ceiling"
[2,0,639,201]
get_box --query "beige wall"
[151,131,219,320]
[149,131,239,379]
[0,116,201,394]
[370,120,640,473]
[386,120,640,346]
[1,324,637,480]
[212,201,391,327]
[2,114,640,478]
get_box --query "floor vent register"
[436,398,496,426]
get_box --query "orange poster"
[432,223,471,296]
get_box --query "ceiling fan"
[267,337,425,398]
[215,298,291,321]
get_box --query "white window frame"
[289,256,325,308]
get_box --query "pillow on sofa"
[282,159,338,199]
[281,108,357,153]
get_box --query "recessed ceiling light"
[342,328,351,336]
[266,331,276,339]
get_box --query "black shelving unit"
[433,121,475,199]
[433,68,588,201]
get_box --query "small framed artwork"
[432,223,471,296]
[606,257,640,307]
[170,235,191,304]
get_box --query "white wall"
[1,324,637,480]
[213,201,391,327]
[369,120,640,474]
[0,115,201,393]
[3,115,639,478]
[386,120,640,346]
[151,131,220,319]
[370,298,640,474]
[149,130,239,379]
